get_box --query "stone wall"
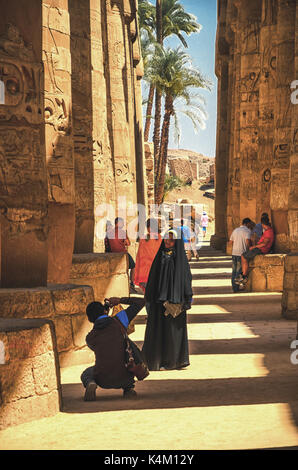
[282,253,298,320]
[0,0,145,288]
[70,253,129,302]
[0,284,94,368]
[168,157,193,182]
[0,0,145,429]
[245,254,286,292]
[211,0,298,253]
[0,318,61,430]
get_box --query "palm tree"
[138,0,201,144]
[149,47,212,205]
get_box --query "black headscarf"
[145,228,193,305]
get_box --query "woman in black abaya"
[142,229,193,371]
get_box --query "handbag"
[113,317,149,381]
[163,301,183,318]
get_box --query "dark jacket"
[86,297,145,389]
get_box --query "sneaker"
[123,389,137,399]
[234,274,244,283]
[84,381,97,401]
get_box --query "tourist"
[178,219,193,261]
[104,220,113,253]
[236,214,275,286]
[229,218,252,293]
[142,229,193,371]
[134,218,162,293]
[251,212,269,245]
[200,210,209,238]
[81,296,146,401]
[188,207,200,259]
[107,217,136,292]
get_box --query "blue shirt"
[96,310,129,329]
[178,225,191,243]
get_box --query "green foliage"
[162,174,186,201]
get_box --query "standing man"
[229,218,252,293]
[178,219,193,261]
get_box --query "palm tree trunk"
[153,87,162,171]
[144,83,155,141]
[153,0,163,199]
[156,0,163,44]
[155,94,173,205]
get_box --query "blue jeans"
[232,255,242,292]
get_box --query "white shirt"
[230,225,251,256]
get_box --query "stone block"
[283,272,298,291]
[0,333,9,364]
[7,329,34,360]
[59,347,94,368]
[284,254,298,273]
[71,254,110,279]
[251,268,267,292]
[0,390,60,431]
[266,265,284,292]
[52,316,74,352]
[284,291,298,311]
[108,253,128,275]
[49,285,93,316]
[0,289,54,319]
[32,352,58,395]
[250,254,286,268]
[0,360,35,403]
[71,314,91,349]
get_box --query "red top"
[258,227,274,254]
[107,228,129,253]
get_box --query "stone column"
[105,0,138,222]
[271,0,296,252]
[43,0,76,283]
[0,1,48,287]
[225,0,237,244]
[132,10,146,210]
[238,0,262,224]
[256,0,277,222]
[288,1,298,252]
[211,0,230,250]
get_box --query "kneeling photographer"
[81,296,147,401]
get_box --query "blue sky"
[142,0,218,158]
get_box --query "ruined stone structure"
[211,0,298,254]
[0,0,145,429]
[0,0,145,288]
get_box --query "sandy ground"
[1,242,298,451]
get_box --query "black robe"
[142,229,193,371]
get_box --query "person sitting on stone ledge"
[81,296,145,401]
[250,212,269,245]
[235,214,275,287]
